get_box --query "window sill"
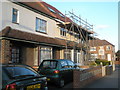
[12,22,19,25]
[36,31,47,34]
[60,35,66,37]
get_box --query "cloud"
[95,25,110,30]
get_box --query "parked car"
[38,59,77,87]
[2,64,48,90]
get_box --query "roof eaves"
[11,1,55,20]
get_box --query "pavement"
[84,65,120,89]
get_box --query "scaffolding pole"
[64,10,94,65]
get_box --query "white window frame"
[106,46,111,50]
[36,17,47,33]
[99,49,104,55]
[48,7,56,13]
[90,47,96,51]
[60,28,67,37]
[39,46,53,64]
[12,8,19,24]
[91,54,98,59]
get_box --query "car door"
[67,60,75,82]
[59,60,69,82]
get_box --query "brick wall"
[73,66,102,88]
[115,61,120,64]
[0,40,11,63]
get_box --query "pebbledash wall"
[0,1,60,68]
[0,0,89,69]
[1,1,56,37]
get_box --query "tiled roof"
[116,50,120,56]
[20,1,55,17]
[14,0,92,34]
[0,26,82,48]
[89,39,114,47]
[1,26,65,47]
[41,1,72,22]
[20,0,72,22]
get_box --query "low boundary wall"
[73,65,113,88]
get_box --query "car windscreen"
[4,66,39,78]
[40,60,57,69]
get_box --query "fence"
[73,65,113,88]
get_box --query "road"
[48,82,73,90]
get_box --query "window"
[67,60,74,68]
[99,49,104,55]
[2,70,10,81]
[60,28,66,36]
[101,55,105,59]
[90,47,96,51]
[64,49,71,60]
[75,33,79,38]
[100,46,103,49]
[60,61,68,68]
[68,31,74,35]
[58,13,65,18]
[41,61,57,69]
[5,67,38,77]
[36,18,47,33]
[12,8,19,23]
[39,47,52,64]
[11,47,20,63]
[48,7,56,13]
[91,54,98,59]
[106,46,111,50]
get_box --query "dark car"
[38,59,76,87]
[2,64,48,90]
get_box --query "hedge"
[95,59,111,66]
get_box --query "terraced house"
[0,0,94,69]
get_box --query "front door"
[107,54,111,61]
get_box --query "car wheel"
[59,79,65,88]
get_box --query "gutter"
[11,1,55,20]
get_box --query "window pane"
[5,67,38,77]
[41,61,57,69]
[36,18,39,31]
[68,60,74,67]
[36,18,47,33]
[11,47,20,63]
[12,8,18,23]
[60,28,66,36]
[40,47,52,64]
[64,49,71,60]
[60,61,68,68]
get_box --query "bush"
[95,59,111,66]
[89,61,97,66]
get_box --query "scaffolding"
[64,11,94,65]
